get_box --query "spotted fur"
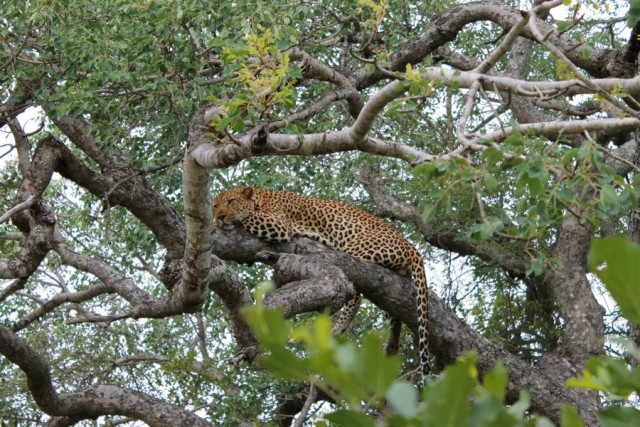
[213,186,430,374]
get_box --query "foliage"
[414,134,639,247]
[245,285,551,427]
[588,238,640,324]
[241,237,640,426]
[628,0,640,27]
[562,237,640,427]
[1,0,639,424]
[209,27,301,133]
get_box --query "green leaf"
[287,64,303,79]
[482,146,504,163]
[567,356,640,399]
[334,342,359,373]
[557,188,574,203]
[232,115,246,132]
[468,394,510,427]
[561,148,578,164]
[507,390,530,419]
[598,406,640,427]
[386,381,419,418]
[208,37,226,47]
[527,169,548,197]
[483,173,499,193]
[423,354,477,426]
[214,113,235,131]
[257,346,309,381]
[421,204,437,223]
[482,362,508,401]
[360,333,401,396]
[561,404,584,427]
[599,184,619,212]
[503,131,524,147]
[628,0,640,27]
[588,238,640,323]
[469,218,504,241]
[565,372,607,393]
[325,409,377,427]
[413,161,437,178]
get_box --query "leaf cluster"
[208,27,301,133]
[242,237,640,426]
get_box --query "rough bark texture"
[0,327,212,426]
[2,1,639,425]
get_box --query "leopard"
[213,186,431,374]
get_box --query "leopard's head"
[212,187,257,229]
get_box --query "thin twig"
[529,1,640,120]
[474,9,530,74]
[584,130,640,173]
[0,195,36,225]
[293,383,317,427]
[66,312,131,325]
[457,81,481,147]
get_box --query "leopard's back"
[213,186,431,374]
[261,190,419,270]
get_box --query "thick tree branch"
[538,211,603,425]
[181,108,217,312]
[0,327,213,426]
[1,135,59,281]
[260,251,356,318]
[7,117,32,176]
[622,20,640,66]
[353,1,635,89]
[40,126,186,259]
[190,70,640,169]
[211,226,593,424]
[206,260,259,359]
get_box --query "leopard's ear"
[241,187,254,200]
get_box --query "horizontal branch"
[477,117,640,144]
[0,326,213,427]
[418,67,640,98]
[353,0,633,88]
[189,68,640,169]
[261,252,356,318]
[211,227,587,423]
[12,283,112,331]
[0,195,36,224]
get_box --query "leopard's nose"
[217,215,225,223]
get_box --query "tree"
[1,0,640,425]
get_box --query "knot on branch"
[604,49,638,78]
[230,345,259,368]
[158,258,184,290]
[256,251,282,265]
[33,201,56,226]
[250,125,269,154]
[263,253,356,318]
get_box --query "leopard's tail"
[412,259,430,375]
